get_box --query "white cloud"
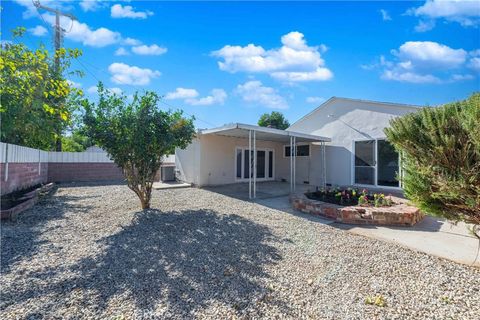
[381,70,441,83]
[380,9,392,21]
[235,81,289,109]
[450,74,474,81]
[165,87,226,106]
[111,4,153,19]
[306,96,325,104]
[468,51,480,71]
[132,44,168,56]
[407,0,480,29]
[371,41,475,84]
[123,37,142,46]
[414,20,436,32]
[185,89,227,106]
[114,47,129,56]
[165,88,199,100]
[87,85,123,95]
[271,68,333,82]
[28,25,48,36]
[468,57,480,71]
[13,0,72,19]
[41,13,121,47]
[394,41,467,69]
[212,31,333,82]
[80,0,106,12]
[108,62,161,85]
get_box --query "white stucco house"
[175,97,421,198]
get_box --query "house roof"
[288,96,422,130]
[199,123,331,143]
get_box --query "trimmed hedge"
[385,93,480,224]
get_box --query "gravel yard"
[1,184,479,319]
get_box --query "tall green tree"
[0,27,83,150]
[385,93,480,226]
[258,111,290,130]
[83,84,196,209]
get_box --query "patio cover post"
[293,136,296,192]
[253,130,257,199]
[322,141,327,188]
[289,136,293,193]
[249,130,252,199]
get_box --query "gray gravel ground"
[1,183,479,319]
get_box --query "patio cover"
[200,123,331,143]
[199,123,331,199]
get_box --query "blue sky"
[3,0,480,128]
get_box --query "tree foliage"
[258,111,290,130]
[385,93,480,224]
[83,84,196,209]
[0,27,83,150]
[61,129,94,152]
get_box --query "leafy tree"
[385,93,480,226]
[61,129,94,152]
[0,27,83,150]
[258,111,290,130]
[83,84,196,209]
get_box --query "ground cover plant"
[305,188,394,207]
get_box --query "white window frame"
[283,143,310,158]
[234,146,275,182]
[351,138,401,190]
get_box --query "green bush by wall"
[385,93,480,225]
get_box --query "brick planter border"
[290,193,423,226]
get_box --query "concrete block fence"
[0,143,175,196]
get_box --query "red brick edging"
[290,193,424,226]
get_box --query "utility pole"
[33,0,77,151]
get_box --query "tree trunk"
[141,198,150,210]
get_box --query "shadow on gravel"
[0,188,95,272]
[3,209,289,318]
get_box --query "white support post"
[293,136,296,192]
[4,143,8,182]
[289,136,293,193]
[253,130,256,199]
[38,149,41,176]
[249,130,252,199]
[322,141,327,188]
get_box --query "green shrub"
[384,93,480,224]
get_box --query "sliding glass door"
[354,140,375,185]
[235,147,274,181]
[377,140,399,187]
[354,139,399,188]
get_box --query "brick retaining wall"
[290,193,423,226]
[1,163,48,195]
[47,162,124,183]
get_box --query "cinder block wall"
[47,163,124,182]
[1,143,176,196]
[1,163,48,195]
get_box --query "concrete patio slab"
[334,216,479,267]
[153,181,191,190]
[203,181,479,267]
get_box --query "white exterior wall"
[275,143,325,186]
[288,99,419,187]
[176,134,298,186]
[176,133,326,187]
